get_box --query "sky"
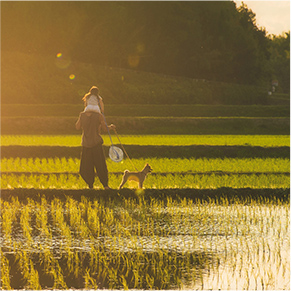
[235,1,290,35]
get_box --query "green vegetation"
[1,51,270,106]
[1,93,289,136]
[1,134,289,147]
[1,157,289,174]
[1,173,289,190]
[1,1,289,289]
[1,64,289,290]
[1,195,289,289]
[1,129,289,289]
[2,2,290,103]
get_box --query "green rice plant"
[26,259,41,290]
[107,157,290,174]
[35,197,52,239]
[38,244,55,273]
[51,198,72,247]
[50,261,68,290]
[0,250,11,290]
[84,268,99,289]
[145,173,290,189]
[1,157,289,201]
[19,203,33,244]
[1,201,17,243]
[2,157,289,174]
[1,195,289,290]
[0,173,88,189]
[87,205,101,237]
[14,246,41,290]
[65,197,92,239]
[1,157,79,173]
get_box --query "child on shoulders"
[82,86,104,113]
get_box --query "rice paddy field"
[0,132,290,290]
[1,134,289,147]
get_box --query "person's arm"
[75,114,81,130]
[100,114,115,132]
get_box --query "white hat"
[109,145,123,162]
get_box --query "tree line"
[2,1,290,93]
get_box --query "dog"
[119,163,152,189]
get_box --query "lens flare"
[55,53,71,69]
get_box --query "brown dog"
[119,163,152,189]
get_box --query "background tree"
[1,1,289,94]
[268,32,290,93]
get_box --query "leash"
[113,128,139,172]
[98,105,114,145]
[97,97,138,170]
[97,98,122,161]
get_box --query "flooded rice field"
[1,193,289,290]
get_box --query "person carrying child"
[76,86,115,190]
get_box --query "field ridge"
[1,171,289,176]
[2,145,289,158]
[1,188,289,202]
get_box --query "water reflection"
[1,196,289,290]
[5,248,218,289]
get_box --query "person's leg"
[93,144,109,189]
[79,147,95,188]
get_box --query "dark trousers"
[79,145,108,188]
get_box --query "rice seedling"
[1,131,289,289]
[50,198,72,245]
[14,245,42,290]
[1,155,289,191]
[2,157,289,174]
[2,172,288,189]
[1,194,288,290]
[0,250,11,290]
[1,157,79,173]
[1,201,17,244]
[35,197,52,239]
